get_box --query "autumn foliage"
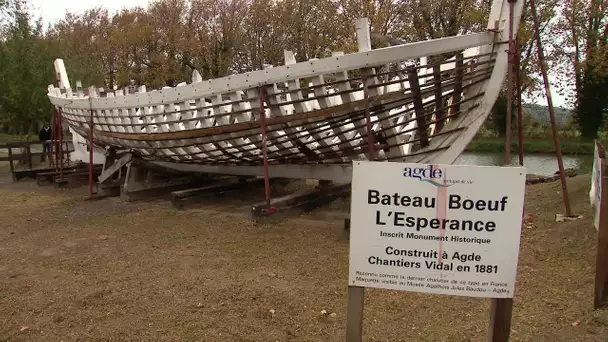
[0,0,606,138]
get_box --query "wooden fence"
[0,140,72,181]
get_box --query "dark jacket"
[39,127,52,142]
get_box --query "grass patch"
[0,175,605,340]
[0,133,73,146]
[0,152,9,173]
[466,138,597,155]
[0,133,27,145]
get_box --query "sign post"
[346,161,526,340]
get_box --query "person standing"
[38,123,52,161]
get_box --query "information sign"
[348,161,526,298]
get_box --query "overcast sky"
[30,0,150,26]
[28,0,569,107]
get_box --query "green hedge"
[465,138,597,155]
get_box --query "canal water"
[455,152,594,176]
[1,147,593,177]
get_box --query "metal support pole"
[258,86,272,209]
[490,2,517,340]
[53,74,61,172]
[89,105,95,198]
[504,0,515,165]
[55,109,61,172]
[361,71,376,161]
[49,108,56,169]
[58,107,64,181]
[515,33,524,166]
[530,0,572,216]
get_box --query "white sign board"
[348,161,526,298]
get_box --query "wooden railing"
[0,140,73,181]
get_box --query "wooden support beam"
[98,152,133,184]
[171,177,262,210]
[250,183,350,223]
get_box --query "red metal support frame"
[53,74,61,172]
[530,0,572,216]
[504,0,515,165]
[490,2,518,341]
[514,34,524,166]
[89,105,95,197]
[49,107,56,169]
[258,86,275,214]
[361,70,376,161]
[58,107,64,181]
[54,108,61,172]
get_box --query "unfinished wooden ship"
[46,0,523,183]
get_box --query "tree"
[556,0,608,138]
[0,2,56,135]
[489,0,561,137]
[46,8,115,89]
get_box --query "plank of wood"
[98,153,133,184]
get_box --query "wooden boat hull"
[47,0,523,180]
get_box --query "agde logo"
[403,165,452,188]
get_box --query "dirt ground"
[0,169,607,341]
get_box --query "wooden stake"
[489,298,514,341]
[346,285,365,342]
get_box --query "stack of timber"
[526,168,579,185]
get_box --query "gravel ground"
[0,172,606,341]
